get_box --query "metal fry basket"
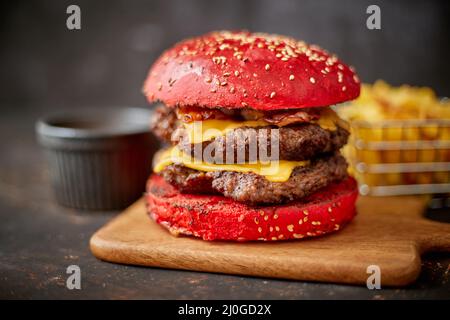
[346,119,450,196]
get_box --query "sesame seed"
[223,72,231,77]
[265,64,271,71]
[287,224,294,232]
[285,46,295,56]
[258,227,262,233]
[264,215,269,221]
[212,56,227,64]
[210,88,216,93]
[306,232,315,236]
[270,91,276,99]
[220,81,228,86]
[271,237,277,241]
[273,214,278,219]
[298,219,303,225]
[304,217,308,222]
[260,210,265,216]
[289,75,295,81]
[241,102,248,107]
[168,78,176,86]
[278,234,284,239]
[234,70,240,77]
[230,87,235,93]
[328,207,332,213]
[342,86,347,91]
[309,77,316,84]
[275,226,280,232]
[303,210,309,216]
[281,57,289,61]
[293,233,304,239]
[254,217,259,225]
[269,227,274,232]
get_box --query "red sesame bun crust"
[143,31,360,111]
[146,174,358,241]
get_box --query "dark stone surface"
[0,109,449,299]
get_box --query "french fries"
[337,80,450,194]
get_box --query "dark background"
[1,0,449,113]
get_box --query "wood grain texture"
[90,196,450,286]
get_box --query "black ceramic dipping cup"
[36,107,158,211]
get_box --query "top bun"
[143,31,360,111]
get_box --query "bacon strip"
[177,106,324,126]
[263,109,321,126]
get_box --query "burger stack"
[142,31,360,241]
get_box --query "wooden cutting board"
[90,196,450,286]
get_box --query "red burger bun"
[143,31,360,111]
[146,174,358,241]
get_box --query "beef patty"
[151,104,179,142]
[177,124,348,162]
[157,153,348,205]
[151,105,349,162]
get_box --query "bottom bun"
[146,174,358,241]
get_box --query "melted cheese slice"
[316,109,342,130]
[153,146,308,182]
[183,119,268,144]
[182,109,346,144]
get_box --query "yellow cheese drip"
[153,146,308,182]
[183,119,268,144]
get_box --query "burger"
[143,31,360,241]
